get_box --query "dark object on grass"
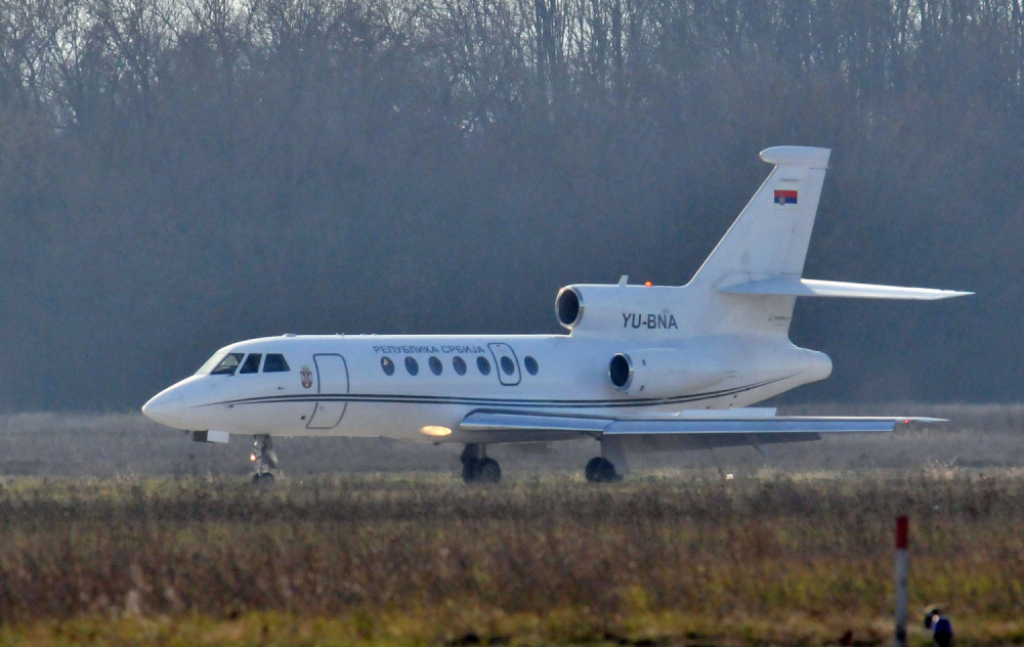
[924,607,953,647]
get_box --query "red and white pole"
[895,515,909,647]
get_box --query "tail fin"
[683,146,969,337]
[689,146,831,290]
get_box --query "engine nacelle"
[608,348,726,397]
[556,283,683,335]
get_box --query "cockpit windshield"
[209,353,245,375]
[196,351,228,376]
[239,353,262,374]
[196,350,290,376]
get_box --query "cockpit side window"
[239,353,262,374]
[210,353,245,375]
[263,354,290,372]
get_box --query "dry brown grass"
[0,408,1022,644]
[0,470,1022,645]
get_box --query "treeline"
[0,0,1016,410]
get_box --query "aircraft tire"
[585,457,618,483]
[474,458,501,484]
[252,473,275,486]
[461,459,479,483]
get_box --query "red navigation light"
[645,281,653,287]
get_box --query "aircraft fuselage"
[144,332,831,442]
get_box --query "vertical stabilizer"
[690,146,831,290]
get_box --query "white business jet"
[143,146,970,484]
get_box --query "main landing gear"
[584,457,621,483]
[585,436,626,482]
[251,434,278,485]
[461,444,501,484]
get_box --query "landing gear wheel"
[251,472,275,486]
[461,459,479,483]
[474,458,501,484]
[585,457,620,483]
[460,444,501,484]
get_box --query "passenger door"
[307,353,349,429]
[488,343,521,386]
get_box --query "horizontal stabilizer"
[456,409,942,444]
[720,278,972,300]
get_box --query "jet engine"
[608,349,725,397]
[555,286,584,329]
[555,283,682,335]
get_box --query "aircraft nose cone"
[142,389,186,428]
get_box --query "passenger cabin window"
[210,353,244,375]
[405,356,419,376]
[477,356,491,375]
[524,356,539,375]
[500,356,515,376]
[453,356,467,375]
[239,353,262,374]
[429,356,443,375]
[263,354,290,372]
[381,357,395,375]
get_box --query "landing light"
[420,425,453,437]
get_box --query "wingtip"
[933,290,974,300]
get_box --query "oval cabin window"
[453,356,467,375]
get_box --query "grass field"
[0,408,1022,645]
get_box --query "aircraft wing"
[454,409,941,447]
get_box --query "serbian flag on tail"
[774,189,798,205]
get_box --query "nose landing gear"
[251,435,278,485]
